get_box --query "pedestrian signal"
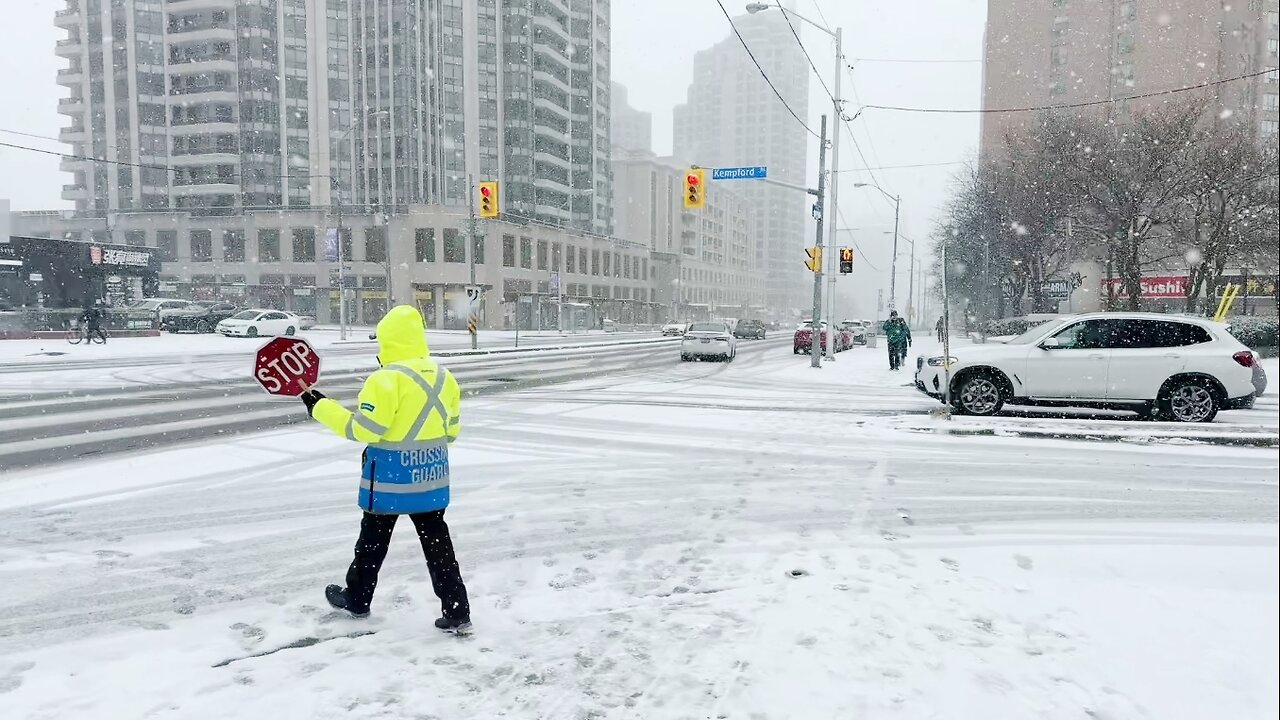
[683,169,706,209]
[478,181,499,218]
[804,246,823,273]
[839,247,854,274]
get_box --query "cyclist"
[79,300,107,344]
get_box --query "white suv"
[914,312,1259,422]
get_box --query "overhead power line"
[852,67,1278,117]
[778,5,835,109]
[834,204,882,273]
[851,57,980,65]
[713,0,821,140]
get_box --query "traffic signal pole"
[823,27,842,361]
[467,173,478,350]
[809,115,829,370]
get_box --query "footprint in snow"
[1014,554,1034,570]
[940,558,960,572]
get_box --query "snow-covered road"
[0,340,1276,719]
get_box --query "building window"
[415,228,436,262]
[503,235,516,267]
[1265,93,1279,111]
[520,237,532,269]
[443,228,466,263]
[592,250,600,276]
[156,230,177,262]
[580,248,588,275]
[602,252,611,277]
[124,230,146,247]
[191,230,213,262]
[536,240,548,270]
[258,229,281,262]
[365,226,387,263]
[223,230,245,262]
[552,242,562,272]
[1263,120,1279,137]
[292,228,316,262]
[1116,34,1134,54]
[565,244,576,273]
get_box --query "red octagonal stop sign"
[254,337,320,396]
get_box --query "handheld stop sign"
[254,336,321,396]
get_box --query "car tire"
[286,326,297,336]
[680,354,689,362]
[1158,377,1220,423]
[196,320,211,334]
[953,372,1006,417]
[247,326,259,338]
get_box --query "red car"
[793,320,831,355]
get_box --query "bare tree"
[1173,128,1279,314]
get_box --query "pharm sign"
[253,337,321,396]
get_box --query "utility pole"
[823,26,843,361]
[809,114,829,370]
[466,174,479,350]
[906,232,915,327]
[332,176,349,341]
[888,194,901,311]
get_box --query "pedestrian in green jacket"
[882,311,912,370]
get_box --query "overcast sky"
[0,0,986,318]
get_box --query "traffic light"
[478,181,499,218]
[804,246,823,273]
[839,247,854,274]
[683,168,706,209]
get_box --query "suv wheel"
[195,320,211,333]
[1160,378,1219,423]
[954,373,1005,416]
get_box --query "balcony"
[168,152,238,165]
[166,57,236,74]
[62,184,90,201]
[165,26,235,43]
[59,125,87,143]
[172,181,239,196]
[54,37,81,57]
[56,67,84,85]
[57,96,84,111]
[54,6,80,28]
[169,121,238,135]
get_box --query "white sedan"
[680,321,737,362]
[216,309,303,338]
[661,322,689,336]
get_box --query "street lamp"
[332,109,389,339]
[853,182,901,314]
[746,1,843,360]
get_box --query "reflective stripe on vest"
[360,477,449,494]
[383,364,450,442]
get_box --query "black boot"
[325,584,370,618]
[434,615,472,634]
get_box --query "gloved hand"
[300,388,326,416]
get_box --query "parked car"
[126,298,199,328]
[296,314,318,330]
[662,322,690,337]
[914,312,1258,422]
[164,301,240,334]
[733,319,767,340]
[680,321,737,362]
[840,320,868,345]
[793,320,830,355]
[216,309,304,338]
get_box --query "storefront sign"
[1104,275,1188,299]
[89,245,153,268]
[1215,275,1279,299]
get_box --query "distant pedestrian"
[299,305,472,633]
[936,315,946,342]
[882,311,912,371]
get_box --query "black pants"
[887,341,908,370]
[345,510,470,619]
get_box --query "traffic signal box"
[478,181,499,218]
[683,169,706,209]
[839,247,854,274]
[804,246,823,273]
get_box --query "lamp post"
[332,109,389,340]
[747,2,841,360]
[852,183,900,313]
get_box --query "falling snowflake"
[1219,108,1234,120]
[1185,248,1203,265]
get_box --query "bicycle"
[66,323,108,345]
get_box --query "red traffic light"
[686,174,700,187]
[480,185,492,198]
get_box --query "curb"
[911,425,1279,448]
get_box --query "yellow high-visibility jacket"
[313,305,461,513]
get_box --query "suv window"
[1049,319,1117,349]
[1113,319,1212,348]
[263,312,287,320]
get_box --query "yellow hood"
[375,305,430,364]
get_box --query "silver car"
[680,321,738,362]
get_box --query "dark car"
[164,302,241,334]
[734,319,767,340]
